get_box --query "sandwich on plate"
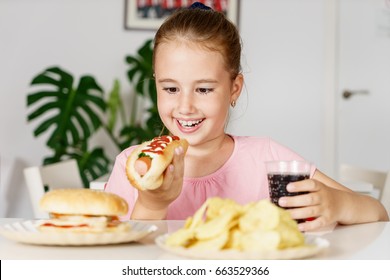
[38,188,130,233]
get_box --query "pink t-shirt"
[104,135,316,220]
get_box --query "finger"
[160,164,175,189]
[287,179,318,193]
[287,205,318,221]
[297,216,326,232]
[172,146,185,177]
[173,145,184,161]
[279,192,318,208]
[161,147,183,184]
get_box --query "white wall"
[0,0,330,218]
[229,0,325,165]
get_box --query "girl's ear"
[230,73,244,103]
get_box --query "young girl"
[105,2,388,231]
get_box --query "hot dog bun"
[126,135,189,191]
[40,188,128,216]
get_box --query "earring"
[231,100,236,108]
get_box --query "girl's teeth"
[179,119,202,127]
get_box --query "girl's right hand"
[131,146,185,219]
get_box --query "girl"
[105,2,388,231]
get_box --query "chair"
[23,159,84,218]
[381,171,390,214]
[89,173,109,191]
[339,164,387,200]
[339,164,390,213]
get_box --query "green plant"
[115,39,163,150]
[26,39,162,187]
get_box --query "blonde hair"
[153,7,241,79]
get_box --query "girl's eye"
[163,87,179,94]
[197,88,213,95]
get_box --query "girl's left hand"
[278,179,346,231]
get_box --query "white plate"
[0,220,157,246]
[155,234,329,260]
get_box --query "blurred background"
[1,0,389,218]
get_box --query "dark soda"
[267,173,309,205]
[267,173,309,223]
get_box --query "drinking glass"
[265,160,311,208]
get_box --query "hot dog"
[126,135,189,191]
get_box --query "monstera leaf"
[26,66,109,186]
[27,67,105,149]
[126,39,156,103]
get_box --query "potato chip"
[205,197,242,220]
[224,226,243,250]
[195,210,238,240]
[185,199,209,230]
[165,198,305,252]
[239,200,280,232]
[183,217,193,229]
[276,222,305,249]
[189,231,229,250]
[165,228,194,247]
[241,230,281,251]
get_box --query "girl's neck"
[184,134,234,178]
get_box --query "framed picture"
[124,0,240,30]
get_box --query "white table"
[0,219,389,260]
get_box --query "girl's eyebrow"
[196,79,218,84]
[157,78,176,83]
[157,78,218,84]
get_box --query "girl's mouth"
[177,119,204,128]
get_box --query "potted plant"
[26,39,162,187]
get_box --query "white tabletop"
[0,218,389,260]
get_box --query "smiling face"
[154,40,243,148]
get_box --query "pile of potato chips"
[165,198,305,252]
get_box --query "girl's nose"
[177,92,195,115]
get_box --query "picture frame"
[124,0,240,31]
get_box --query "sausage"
[134,156,152,176]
